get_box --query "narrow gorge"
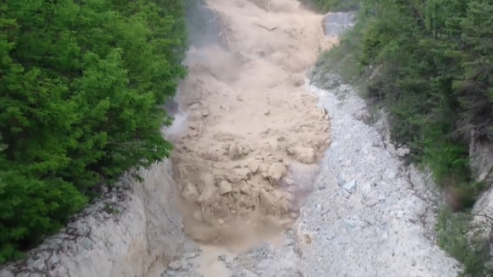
[1,0,476,276]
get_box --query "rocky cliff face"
[471,135,493,223]
[470,134,493,188]
[322,11,355,37]
[0,160,183,277]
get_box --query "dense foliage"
[316,0,493,275]
[0,0,187,264]
[359,0,492,201]
[320,0,493,204]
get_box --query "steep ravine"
[159,1,460,277]
[0,1,462,277]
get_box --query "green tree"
[0,0,187,263]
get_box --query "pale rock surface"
[0,160,184,277]
[297,77,460,276]
[470,136,493,246]
[469,132,493,186]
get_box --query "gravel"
[298,77,460,277]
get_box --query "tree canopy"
[0,0,187,264]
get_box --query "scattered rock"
[247,160,259,173]
[219,181,233,195]
[49,253,61,264]
[303,72,458,276]
[378,194,386,202]
[228,141,243,160]
[227,168,251,183]
[384,169,397,180]
[364,195,380,207]
[289,147,317,164]
[396,147,410,157]
[259,189,277,213]
[184,252,200,259]
[342,179,357,193]
[168,260,182,270]
[27,257,46,271]
[341,189,351,198]
[198,174,216,203]
[188,103,201,110]
[343,218,366,230]
[337,172,346,186]
[0,268,14,277]
[373,118,386,134]
[182,183,200,201]
[353,108,370,122]
[267,162,287,183]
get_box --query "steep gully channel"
[0,0,462,276]
[158,0,460,277]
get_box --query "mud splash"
[171,0,335,249]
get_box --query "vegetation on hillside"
[0,0,188,264]
[316,0,493,207]
[312,0,493,275]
